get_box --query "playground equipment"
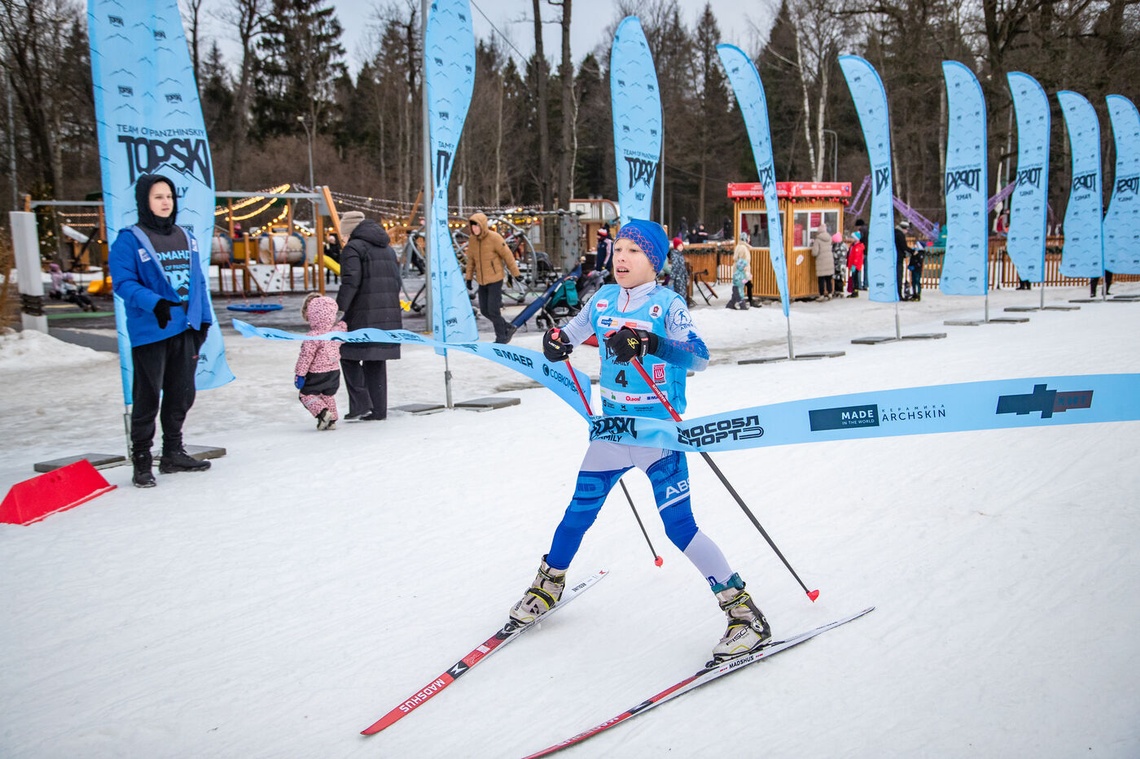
[22,197,108,273]
[21,187,332,298]
[848,175,939,240]
[23,187,611,315]
[210,232,233,266]
[848,175,1028,241]
[214,186,333,297]
[255,228,309,265]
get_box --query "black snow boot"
[158,447,211,474]
[131,449,156,488]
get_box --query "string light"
[228,197,281,222]
[213,184,292,216]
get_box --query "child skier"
[510,219,772,662]
[294,293,346,430]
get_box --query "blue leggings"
[547,448,698,569]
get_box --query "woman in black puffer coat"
[335,213,403,420]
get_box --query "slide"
[323,257,340,275]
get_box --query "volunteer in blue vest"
[508,218,773,662]
[110,174,212,488]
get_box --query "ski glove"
[153,299,182,329]
[294,375,305,390]
[542,328,574,362]
[606,327,658,364]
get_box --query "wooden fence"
[919,237,1140,289]
[680,237,1140,299]
[678,244,733,301]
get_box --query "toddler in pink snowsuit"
[295,294,346,430]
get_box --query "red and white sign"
[727,182,852,199]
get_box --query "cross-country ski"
[521,607,874,758]
[361,569,608,735]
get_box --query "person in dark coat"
[594,225,614,280]
[324,231,341,285]
[687,222,708,245]
[335,211,403,421]
[894,220,913,299]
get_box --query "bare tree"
[351,1,421,203]
[402,2,420,203]
[181,0,206,86]
[0,0,83,197]
[531,0,553,208]
[549,0,574,208]
[786,0,846,181]
[691,4,734,225]
[456,39,505,205]
[216,0,268,188]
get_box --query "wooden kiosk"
[729,181,851,300]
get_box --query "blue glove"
[294,375,305,390]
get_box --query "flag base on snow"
[1,459,116,525]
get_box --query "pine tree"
[647,2,697,230]
[457,40,515,207]
[500,57,534,205]
[757,0,808,180]
[200,42,234,147]
[572,53,612,200]
[691,3,737,230]
[251,0,348,140]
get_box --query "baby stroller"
[536,266,607,328]
[509,265,601,331]
[536,277,579,329]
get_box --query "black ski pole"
[618,479,664,567]
[554,331,664,567]
[629,357,818,601]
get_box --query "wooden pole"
[315,192,325,296]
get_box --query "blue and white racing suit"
[545,281,735,588]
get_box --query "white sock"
[682,530,734,588]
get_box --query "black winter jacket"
[336,219,403,361]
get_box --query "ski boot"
[711,573,771,662]
[158,446,211,474]
[509,556,567,625]
[131,448,156,488]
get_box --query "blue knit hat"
[616,219,669,272]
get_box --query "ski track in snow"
[1,284,1139,758]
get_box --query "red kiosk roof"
[727,181,852,199]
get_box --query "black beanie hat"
[135,174,179,235]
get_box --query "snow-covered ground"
[1,283,1138,758]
